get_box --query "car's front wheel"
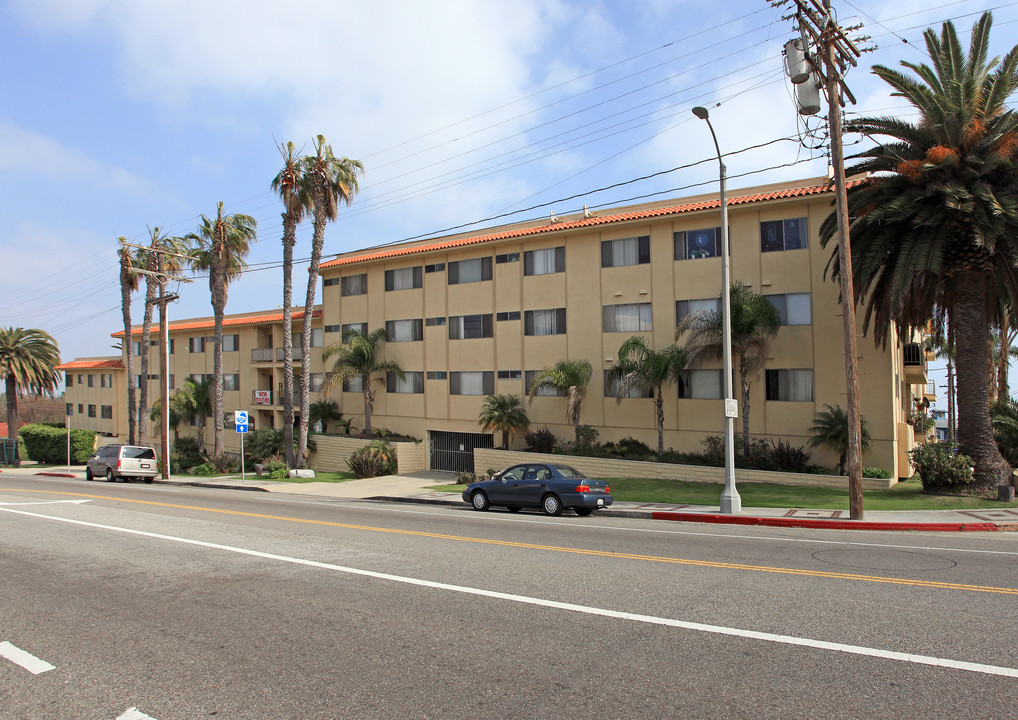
[471,490,490,511]
[105,469,115,483]
[542,493,563,516]
[85,468,93,481]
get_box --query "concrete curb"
[647,511,1005,532]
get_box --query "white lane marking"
[117,708,157,720]
[0,641,55,674]
[0,500,91,506]
[3,506,1016,679]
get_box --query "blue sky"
[2,0,1016,403]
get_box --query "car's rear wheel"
[105,469,115,483]
[541,493,563,516]
[507,506,521,513]
[471,490,490,511]
[143,477,154,484]
[575,507,595,517]
[85,468,93,481]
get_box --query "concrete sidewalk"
[17,466,1018,532]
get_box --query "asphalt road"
[2,472,1017,719]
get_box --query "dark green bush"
[172,437,204,471]
[190,462,217,476]
[574,425,599,449]
[347,440,397,478]
[863,466,893,479]
[523,426,557,453]
[909,443,974,491]
[768,439,812,473]
[19,423,96,464]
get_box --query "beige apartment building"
[60,177,929,477]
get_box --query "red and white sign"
[253,390,272,405]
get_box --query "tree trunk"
[655,390,664,457]
[6,377,19,466]
[211,260,225,459]
[281,213,296,469]
[740,370,751,460]
[139,251,157,441]
[120,253,136,446]
[948,321,956,443]
[953,271,1011,489]
[362,375,373,435]
[298,190,328,466]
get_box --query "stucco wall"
[310,435,425,474]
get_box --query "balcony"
[251,348,274,363]
[903,343,928,384]
[276,384,303,407]
[924,381,937,402]
[275,347,303,362]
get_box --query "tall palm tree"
[271,141,311,469]
[678,281,780,459]
[526,359,593,444]
[148,398,182,442]
[186,202,258,458]
[321,328,401,436]
[479,394,530,449]
[808,404,873,475]
[820,12,1018,490]
[607,336,687,457]
[173,377,213,455]
[118,237,139,445]
[299,136,363,465]
[0,327,60,463]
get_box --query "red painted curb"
[649,511,1000,532]
[35,472,78,479]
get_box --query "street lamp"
[692,106,740,514]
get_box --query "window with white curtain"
[604,370,653,398]
[525,370,566,396]
[448,257,492,284]
[385,319,423,342]
[310,373,324,392]
[387,371,424,394]
[341,273,367,296]
[450,371,494,395]
[222,334,240,352]
[448,314,493,339]
[385,266,422,291]
[222,374,240,392]
[341,322,368,338]
[678,369,723,399]
[524,246,565,275]
[766,369,814,401]
[601,236,650,267]
[602,303,652,332]
[311,328,324,347]
[343,376,364,393]
[524,308,566,336]
[764,293,812,325]
[675,298,720,325]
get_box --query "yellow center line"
[5,488,1017,596]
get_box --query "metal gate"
[429,431,493,473]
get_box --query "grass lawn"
[253,471,357,484]
[429,476,1008,511]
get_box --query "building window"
[603,303,652,332]
[524,246,565,275]
[343,376,364,393]
[189,336,205,353]
[325,324,341,333]
[450,371,494,396]
[764,293,812,326]
[604,370,653,398]
[676,298,720,326]
[497,370,522,380]
[766,369,814,401]
[222,334,240,352]
[100,374,112,388]
[78,403,84,414]
[387,371,424,394]
[674,227,722,260]
[425,263,445,273]
[323,277,340,287]
[77,374,84,384]
[525,370,566,396]
[426,371,447,380]
[222,374,240,392]
[311,328,324,347]
[169,375,175,390]
[385,319,424,342]
[87,404,97,418]
[425,316,447,327]
[310,373,324,392]
[761,217,808,252]
[341,273,368,296]
[524,308,566,336]
[496,311,521,322]
[87,374,94,388]
[101,405,113,419]
[448,257,493,284]
[495,252,520,264]
[65,373,73,387]
[132,341,141,356]
[341,322,368,338]
[601,236,650,267]
[449,314,493,340]
[66,402,73,416]
[678,370,723,399]
[385,266,423,291]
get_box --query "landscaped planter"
[310,435,425,474]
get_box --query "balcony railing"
[903,342,928,382]
[275,347,303,362]
[252,389,273,406]
[276,385,303,406]
[251,348,274,363]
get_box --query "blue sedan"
[462,462,613,516]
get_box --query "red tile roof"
[55,359,124,370]
[321,181,846,269]
[111,309,321,338]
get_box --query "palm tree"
[118,237,139,445]
[299,136,363,465]
[990,398,1018,468]
[186,202,258,458]
[309,398,343,434]
[148,397,182,441]
[526,359,593,444]
[607,336,687,457]
[678,281,780,459]
[271,141,311,469]
[819,12,1018,490]
[173,377,213,455]
[321,328,400,436]
[0,327,60,464]
[808,404,873,475]
[479,394,530,449]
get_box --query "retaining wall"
[310,435,426,474]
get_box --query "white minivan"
[86,445,159,483]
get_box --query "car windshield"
[123,446,156,459]
[551,464,584,478]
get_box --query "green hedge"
[19,423,96,464]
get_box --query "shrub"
[190,462,217,476]
[768,439,812,473]
[19,423,96,464]
[863,466,893,479]
[909,443,974,492]
[347,439,397,478]
[172,437,203,471]
[208,454,239,474]
[523,426,557,453]
[574,425,599,449]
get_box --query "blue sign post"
[235,410,249,483]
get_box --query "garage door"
[429,431,493,473]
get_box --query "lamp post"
[692,106,740,514]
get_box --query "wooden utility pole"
[779,0,865,518]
